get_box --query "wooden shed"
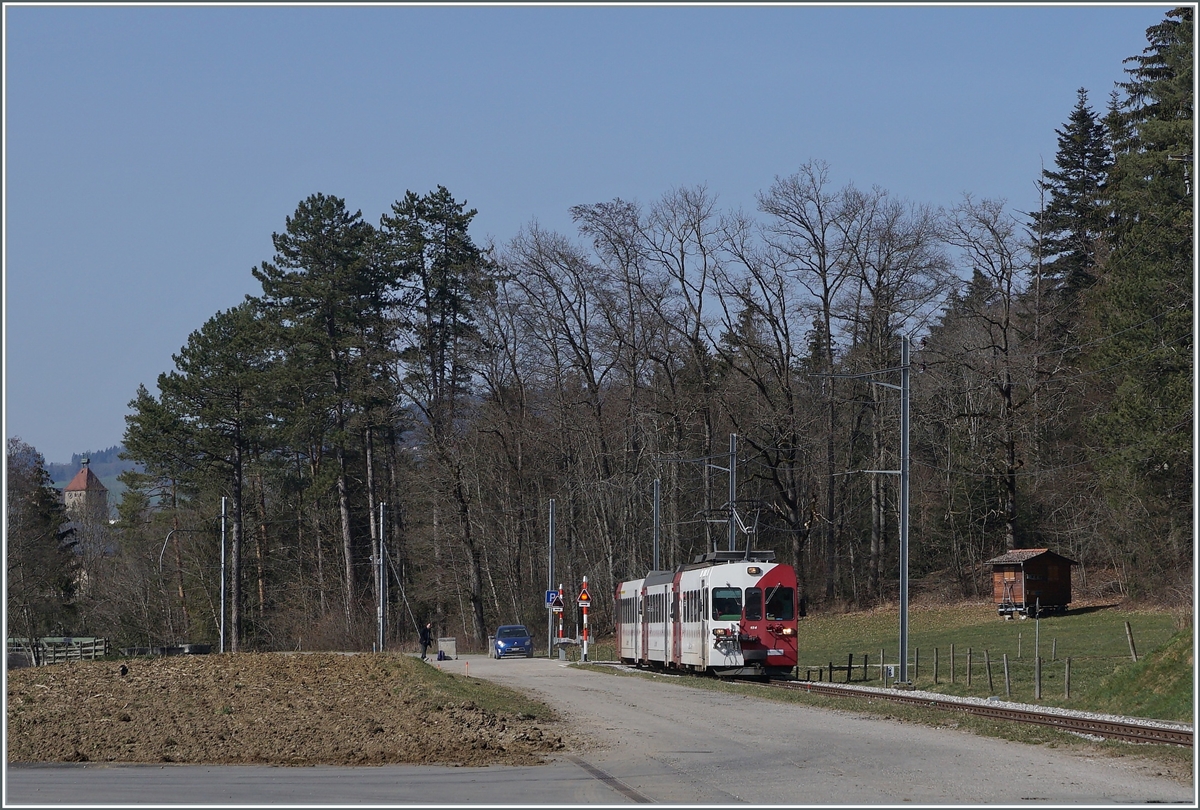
[985,548,1078,618]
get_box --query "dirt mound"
[6,652,567,766]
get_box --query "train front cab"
[695,553,800,678]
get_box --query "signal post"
[579,577,591,661]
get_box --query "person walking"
[419,622,433,661]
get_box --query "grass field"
[795,601,1191,722]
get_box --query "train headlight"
[781,627,795,636]
[712,628,728,637]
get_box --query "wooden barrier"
[7,637,110,666]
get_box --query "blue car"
[493,625,534,658]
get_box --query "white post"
[377,502,385,652]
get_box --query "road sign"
[577,588,591,605]
[545,590,558,607]
[550,591,564,613]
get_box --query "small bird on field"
[118,664,128,677]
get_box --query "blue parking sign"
[545,590,557,607]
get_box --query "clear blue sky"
[3,2,1173,465]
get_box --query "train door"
[710,584,744,668]
[671,581,682,668]
[639,587,648,663]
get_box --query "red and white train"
[614,550,801,678]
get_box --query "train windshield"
[765,586,795,620]
[744,588,763,621]
[711,588,743,621]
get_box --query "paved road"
[6,653,1194,805]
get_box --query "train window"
[765,586,795,620]
[712,587,742,621]
[744,588,763,621]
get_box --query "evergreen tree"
[6,438,78,662]
[1033,88,1113,312]
[1084,7,1193,592]
[379,186,493,644]
[123,303,275,650]
[252,193,389,633]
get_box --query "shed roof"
[64,467,107,492]
[985,548,1078,566]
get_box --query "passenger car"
[493,625,534,658]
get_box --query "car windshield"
[496,627,528,638]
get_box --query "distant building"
[63,457,109,520]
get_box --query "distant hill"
[48,446,142,499]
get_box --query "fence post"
[879,649,884,683]
[985,649,994,694]
[862,654,867,682]
[967,648,973,686]
[1003,652,1011,698]
[1051,637,1057,661]
[846,653,854,684]
[950,643,955,684]
[1018,632,1021,659]
[934,647,939,685]
[1035,656,1042,700]
[1125,622,1138,662]
[914,647,920,681]
[1064,657,1071,699]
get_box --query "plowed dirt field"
[6,652,568,766]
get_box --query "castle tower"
[63,457,108,520]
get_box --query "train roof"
[688,550,776,567]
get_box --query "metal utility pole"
[220,496,226,654]
[652,478,661,570]
[899,337,911,684]
[728,433,738,551]
[547,499,555,658]
[825,336,911,684]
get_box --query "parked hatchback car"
[493,625,534,658]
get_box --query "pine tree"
[252,193,389,633]
[379,186,492,644]
[124,303,275,650]
[6,438,78,661]
[1033,88,1113,313]
[1083,7,1193,592]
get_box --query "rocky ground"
[6,652,570,766]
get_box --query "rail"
[768,680,1193,747]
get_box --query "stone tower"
[63,457,108,520]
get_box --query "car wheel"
[526,649,533,658]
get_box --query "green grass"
[791,602,1190,722]
[380,654,559,721]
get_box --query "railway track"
[767,680,1193,747]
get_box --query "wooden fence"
[7,637,110,667]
